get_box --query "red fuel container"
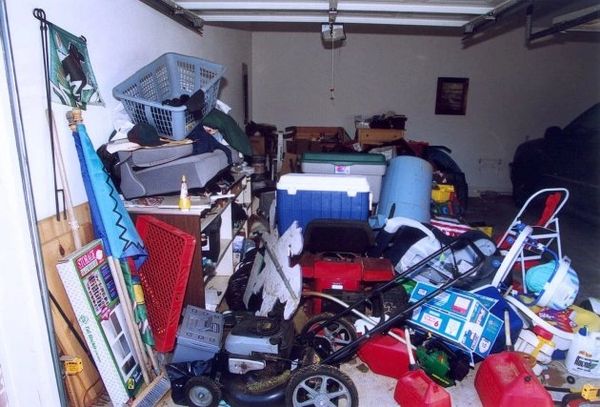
[474,351,553,407]
[357,328,409,379]
[394,368,451,407]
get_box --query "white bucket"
[565,327,600,378]
[529,257,579,310]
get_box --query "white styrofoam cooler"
[276,173,371,235]
[300,152,386,203]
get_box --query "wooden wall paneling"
[38,203,106,406]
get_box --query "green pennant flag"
[48,22,104,109]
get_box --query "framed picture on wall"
[435,77,469,115]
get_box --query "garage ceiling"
[142,0,600,42]
[168,0,511,27]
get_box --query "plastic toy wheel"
[184,376,221,407]
[286,364,358,407]
[301,313,357,360]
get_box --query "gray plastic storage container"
[171,306,224,363]
[300,152,387,203]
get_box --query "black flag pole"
[33,8,64,221]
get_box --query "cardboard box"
[280,152,298,175]
[290,126,345,142]
[357,128,405,145]
[287,139,326,155]
[249,135,265,155]
[409,282,502,360]
[56,240,144,405]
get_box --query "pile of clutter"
[57,51,599,407]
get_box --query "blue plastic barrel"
[376,156,433,223]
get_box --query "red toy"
[301,253,394,313]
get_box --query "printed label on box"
[445,319,461,337]
[57,240,144,405]
[334,165,350,174]
[452,296,471,315]
[421,312,443,330]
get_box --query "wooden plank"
[38,203,106,406]
[357,128,405,145]
[38,203,91,245]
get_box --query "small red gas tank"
[474,351,553,407]
[357,328,410,379]
[394,368,451,407]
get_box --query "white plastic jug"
[565,326,600,378]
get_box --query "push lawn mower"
[169,229,486,407]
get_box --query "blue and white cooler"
[276,173,371,235]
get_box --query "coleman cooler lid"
[277,173,370,196]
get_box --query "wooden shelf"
[126,172,251,310]
[357,128,405,145]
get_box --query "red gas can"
[394,369,451,407]
[393,328,451,407]
[357,328,410,379]
[474,351,553,407]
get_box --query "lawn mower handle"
[319,236,486,365]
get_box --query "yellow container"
[475,226,494,238]
[431,184,455,203]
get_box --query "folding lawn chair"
[497,188,569,292]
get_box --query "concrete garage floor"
[157,193,598,407]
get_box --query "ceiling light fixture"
[321,20,345,100]
[321,22,346,41]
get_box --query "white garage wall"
[5,0,252,220]
[251,27,600,194]
[0,40,62,407]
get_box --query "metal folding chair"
[497,188,569,292]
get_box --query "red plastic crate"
[135,215,196,352]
